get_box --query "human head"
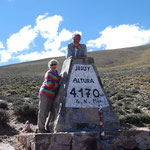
[48,59,59,71]
[72,33,81,45]
[72,33,81,41]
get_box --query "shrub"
[14,102,38,121]
[131,89,139,94]
[124,105,132,110]
[0,110,9,125]
[119,114,150,125]
[0,101,8,110]
[114,93,123,100]
[8,90,18,95]
[126,95,133,98]
[140,114,150,123]
[13,100,24,107]
[119,115,126,124]
[116,102,123,106]
[147,105,150,110]
[133,107,141,114]
[142,102,150,108]
[114,107,125,115]
[125,114,142,125]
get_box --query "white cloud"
[0,13,82,64]
[0,42,4,49]
[44,29,73,51]
[58,29,73,42]
[89,49,93,52]
[17,50,65,62]
[87,24,150,50]
[35,13,63,39]
[7,25,37,53]
[0,50,11,63]
[6,14,63,55]
[60,46,67,52]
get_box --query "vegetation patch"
[0,101,8,110]
[0,49,150,128]
[13,102,38,122]
[119,113,150,126]
[0,110,9,125]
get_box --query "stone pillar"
[49,57,120,133]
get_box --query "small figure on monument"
[36,59,60,133]
[66,33,87,58]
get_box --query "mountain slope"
[0,44,150,77]
[89,44,150,70]
[0,44,150,137]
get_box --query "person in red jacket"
[37,59,60,133]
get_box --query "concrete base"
[18,131,99,150]
[17,128,150,150]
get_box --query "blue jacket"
[66,43,87,58]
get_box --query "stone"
[123,139,136,149]
[147,143,150,150]
[138,142,148,150]
[17,132,99,150]
[0,143,15,150]
[17,128,150,150]
[22,120,34,133]
[135,135,142,143]
[135,130,150,145]
[72,132,97,150]
[110,137,123,147]
[49,57,120,132]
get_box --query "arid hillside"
[0,44,150,148]
[0,44,150,143]
[0,44,150,77]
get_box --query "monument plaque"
[66,64,109,108]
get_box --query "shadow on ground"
[0,124,19,136]
[16,116,37,125]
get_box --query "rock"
[19,127,23,130]
[22,120,34,133]
[113,138,123,147]
[0,143,15,150]
[123,139,136,149]
[17,132,98,150]
[138,142,148,150]
[135,130,150,145]
[72,132,97,150]
[17,128,150,150]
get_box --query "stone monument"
[48,57,120,133]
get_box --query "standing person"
[37,59,60,133]
[66,33,87,58]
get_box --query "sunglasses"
[51,64,57,66]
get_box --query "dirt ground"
[0,103,36,150]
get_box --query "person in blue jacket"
[66,33,87,58]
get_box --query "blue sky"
[0,0,150,66]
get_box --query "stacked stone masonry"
[18,128,150,150]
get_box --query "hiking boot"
[35,129,47,133]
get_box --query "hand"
[74,42,79,48]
